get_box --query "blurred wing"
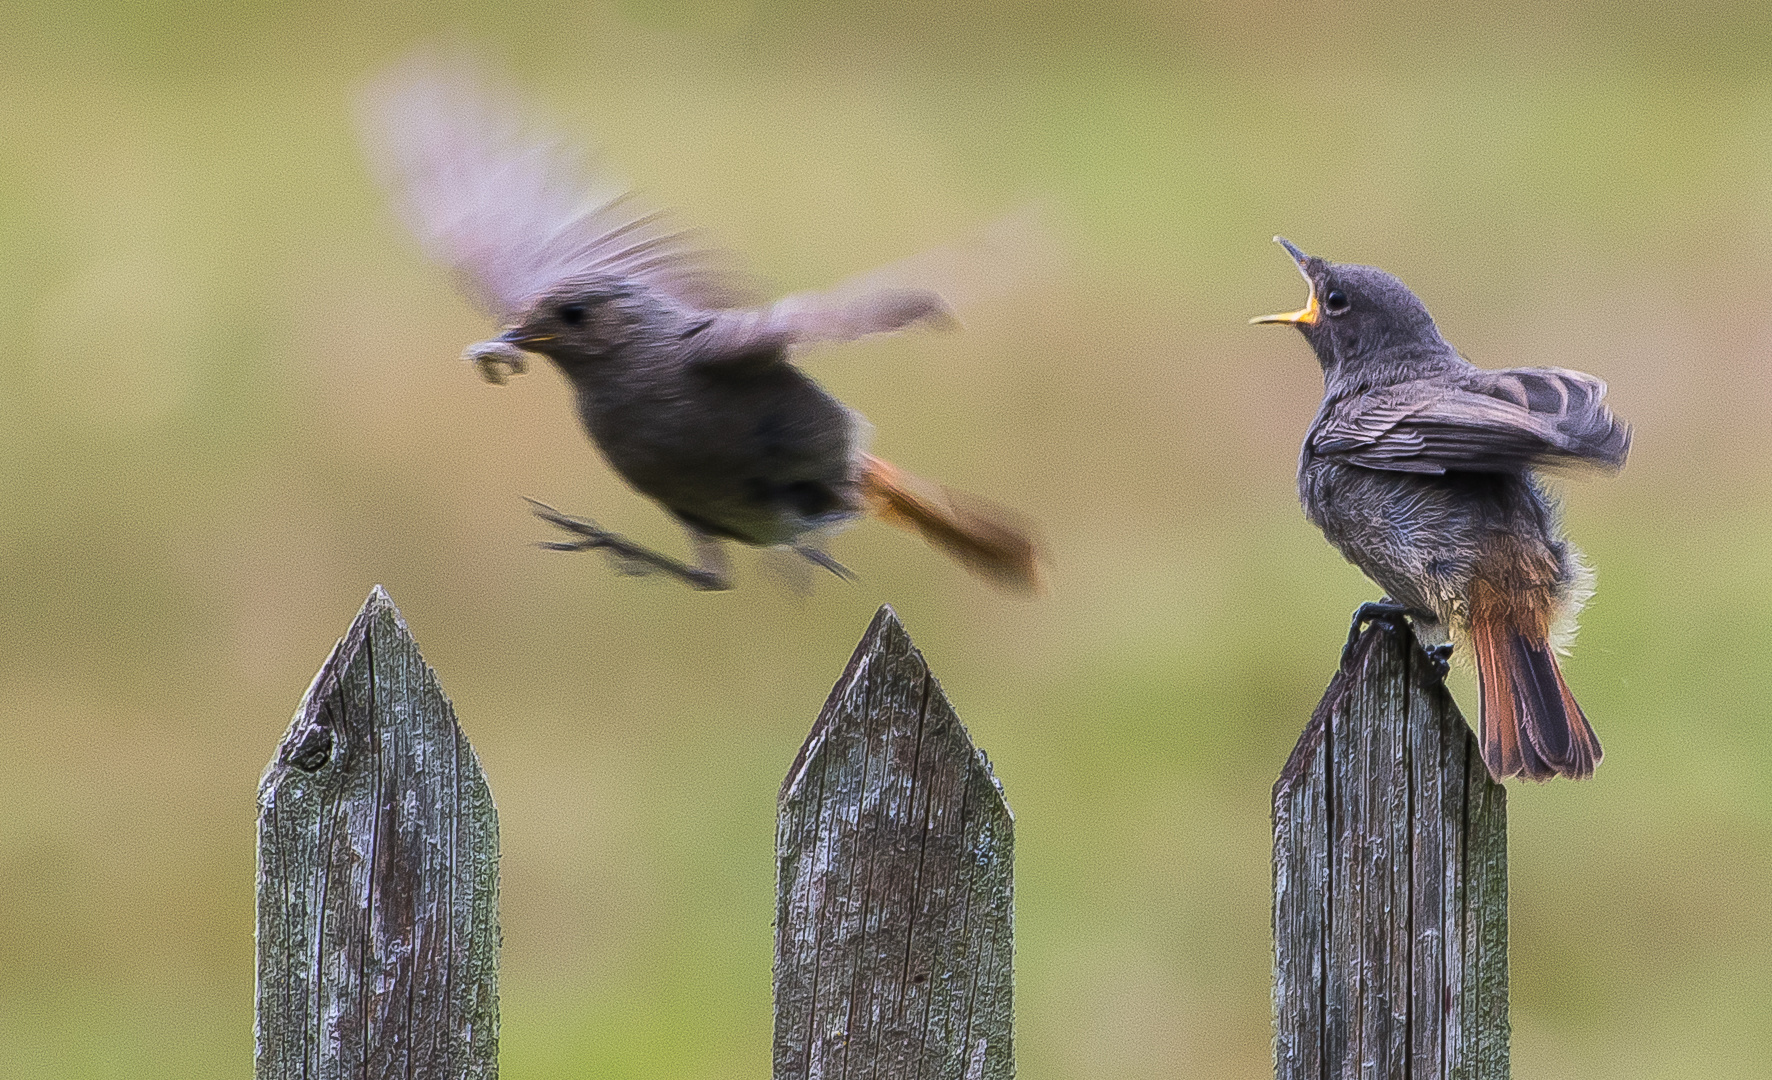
[815,202,1060,316]
[678,287,955,367]
[761,286,958,344]
[358,51,742,320]
[681,203,1057,364]
[1312,368,1630,475]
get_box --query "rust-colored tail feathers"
[859,454,1043,594]
[1469,581,1602,782]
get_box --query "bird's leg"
[1342,599,1412,667]
[686,528,732,589]
[526,499,731,591]
[792,544,857,583]
[1424,643,1455,682]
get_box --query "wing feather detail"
[1311,367,1630,475]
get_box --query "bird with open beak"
[1253,238,1630,782]
[359,55,1041,593]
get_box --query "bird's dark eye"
[558,303,587,327]
[1323,290,1350,315]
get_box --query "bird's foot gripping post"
[1341,600,1410,665]
[1342,601,1453,682]
[1273,620,1510,1079]
[526,499,731,590]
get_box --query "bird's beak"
[1249,236,1319,326]
[499,325,554,347]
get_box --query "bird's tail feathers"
[1470,579,1602,782]
[859,454,1043,594]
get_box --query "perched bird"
[1252,238,1629,782]
[359,55,1041,592]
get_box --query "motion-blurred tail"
[859,454,1043,594]
[1470,582,1602,782]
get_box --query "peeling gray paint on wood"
[776,605,1015,1080]
[1273,622,1509,1080]
[256,586,500,1080]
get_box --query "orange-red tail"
[1470,581,1602,782]
[859,454,1043,594]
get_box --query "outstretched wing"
[359,51,742,320]
[1311,367,1630,475]
[676,286,956,367]
[756,286,958,344]
[679,204,1055,365]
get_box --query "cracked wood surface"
[256,586,500,1079]
[1273,622,1509,1080]
[775,606,1015,1080]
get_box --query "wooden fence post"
[255,585,500,1079]
[775,606,1015,1080]
[1273,620,1510,1079]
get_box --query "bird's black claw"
[1342,600,1412,668]
[1340,600,1456,682]
[524,498,732,591]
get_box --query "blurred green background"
[3,2,1771,1077]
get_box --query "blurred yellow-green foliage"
[3,2,1771,1077]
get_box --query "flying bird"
[360,54,1041,593]
[1253,238,1629,781]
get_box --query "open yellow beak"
[1250,294,1318,326]
[1249,236,1319,326]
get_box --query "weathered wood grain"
[256,586,500,1080]
[776,606,1014,1080]
[1274,621,1509,1080]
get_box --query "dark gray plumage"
[360,54,1040,592]
[1254,238,1629,781]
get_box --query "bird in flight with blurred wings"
[359,52,1043,593]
